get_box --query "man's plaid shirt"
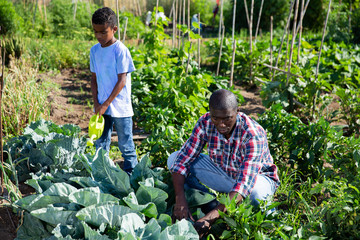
[170,112,280,198]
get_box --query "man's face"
[210,108,237,139]
[92,23,117,47]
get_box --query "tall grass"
[1,57,50,137]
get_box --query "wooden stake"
[313,0,331,118]
[178,0,182,48]
[172,0,176,48]
[187,0,190,41]
[243,0,250,28]
[270,16,273,67]
[183,0,186,26]
[296,0,310,34]
[175,0,178,48]
[137,0,142,16]
[286,0,299,86]
[43,0,47,24]
[297,0,304,65]
[217,24,225,76]
[0,37,4,192]
[249,0,254,84]
[272,0,295,81]
[32,0,38,25]
[123,17,128,42]
[73,0,78,20]
[198,13,201,69]
[230,0,237,87]
[155,0,159,27]
[254,0,264,42]
[116,0,121,40]
[218,0,224,42]
[186,42,193,75]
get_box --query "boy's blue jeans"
[167,151,277,208]
[96,115,138,172]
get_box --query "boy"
[90,7,138,174]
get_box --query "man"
[167,89,280,236]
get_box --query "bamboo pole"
[286,0,299,86]
[155,0,159,27]
[187,0,190,41]
[297,0,304,65]
[178,0,182,48]
[243,0,250,28]
[116,0,121,40]
[43,0,47,24]
[312,0,331,118]
[230,0,237,87]
[32,0,38,25]
[73,0,78,20]
[183,0,186,26]
[249,0,254,84]
[186,42,193,75]
[123,17,128,42]
[172,0,176,48]
[198,13,201,69]
[254,0,264,42]
[270,16,273,67]
[296,0,310,35]
[218,0,224,41]
[0,36,4,192]
[272,0,295,81]
[217,24,225,76]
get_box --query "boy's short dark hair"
[92,7,117,28]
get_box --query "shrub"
[0,0,24,34]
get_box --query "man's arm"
[172,172,194,222]
[95,73,127,116]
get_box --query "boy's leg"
[113,116,138,173]
[95,114,113,152]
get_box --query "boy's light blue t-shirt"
[90,40,135,117]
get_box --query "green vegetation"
[1,1,360,239]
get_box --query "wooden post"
[313,0,331,118]
[198,13,201,69]
[217,24,225,76]
[155,0,159,27]
[116,0,121,40]
[186,42,193,75]
[254,0,264,42]
[230,0,237,87]
[0,37,4,192]
[32,0,38,25]
[172,0,176,48]
[218,0,224,41]
[183,0,186,26]
[296,0,310,35]
[243,0,250,29]
[297,0,304,65]
[123,17,128,42]
[73,0,78,20]
[286,0,299,86]
[175,0,178,48]
[270,16,273,67]
[137,0,142,16]
[272,0,295,81]
[187,0,190,41]
[178,0,182,48]
[43,0,47,24]
[249,0,254,84]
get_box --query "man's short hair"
[209,89,238,111]
[92,7,117,28]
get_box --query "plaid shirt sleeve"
[231,134,268,198]
[169,116,207,176]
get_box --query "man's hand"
[95,103,108,116]
[172,203,194,222]
[194,207,221,237]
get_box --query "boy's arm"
[91,72,100,112]
[96,72,127,116]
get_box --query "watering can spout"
[86,114,104,147]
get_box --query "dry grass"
[1,57,51,137]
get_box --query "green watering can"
[87,114,105,146]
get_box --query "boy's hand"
[94,103,108,116]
